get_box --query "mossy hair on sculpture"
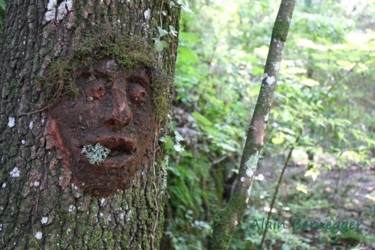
[45,32,170,123]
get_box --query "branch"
[210,0,296,249]
[259,134,300,249]
[323,53,373,100]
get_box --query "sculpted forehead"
[74,59,150,85]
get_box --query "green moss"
[45,31,170,124]
[211,193,247,250]
[272,20,290,42]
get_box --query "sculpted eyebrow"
[127,74,149,88]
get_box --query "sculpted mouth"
[95,136,137,157]
[82,136,137,167]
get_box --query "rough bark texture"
[0,1,179,249]
[211,0,296,249]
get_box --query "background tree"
[0,1,179,249]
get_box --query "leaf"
[296,183,308,194]
[300,78,320,87]
[217,142,236,152]
[153,38,167,52]
[272,133,285,145]
[174,130,185,142]
[282,244,291,250]
[157,26,169,38]
[174,144,184,152]
[191,112,213,127]
[365,191,375,202]
[169,25,178,37]
[0,0,5,10]
[304,169,320,181]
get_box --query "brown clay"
[49,59,156,196]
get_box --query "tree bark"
[0,1,179,249]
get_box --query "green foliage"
[0,0,6,30]
[166,0,375,249]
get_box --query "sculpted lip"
[83,136,137,168]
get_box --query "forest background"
[1,0,374,249]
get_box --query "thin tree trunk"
[0,1,179,249]
[211,0,296,249]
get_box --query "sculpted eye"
[84,77,107,101]
[127,82,147,104]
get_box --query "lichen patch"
[266,76,276,85]
[10,167,20,178]
[35,231,43,240]
[41,217,49,224]
[7,117,15,128]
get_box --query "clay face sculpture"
[49,59,156,195]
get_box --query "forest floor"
[255,157,375,249]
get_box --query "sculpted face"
[49,59,156,195]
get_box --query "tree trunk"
[0,1,179,249]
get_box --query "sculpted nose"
[103,88,132,130]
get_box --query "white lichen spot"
[264,114,269,122]
[71,184,78,190]
[266,76,276,85]
[41,217,48,224]
[107,214,112,222]
[262,73,268,81]
[56,1,69,20]
[45,0,57,21]
[7,117,15,128]
[2,183,6,188]
[273,61,280,72]
[245,153,258,178]
[247,187,252,197]
[246,196,250,203]
[255,174,265,181]
[273,38,282,48]
[100,212,103,217]
[29,121,34,130]
[21,140,26,144]
[246,168,254,178]
[68,204,76,212]
[33,181,40,187]
[126,210,133,222]
[45,0,73,21]
[119,212,125,220]
[240,177,245,182]
[35,231,43,240]
[10,167,20,178]
[100,198,105,206]
[144,8,151,20]
[47,0,56,9]
[66,0,73,10]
